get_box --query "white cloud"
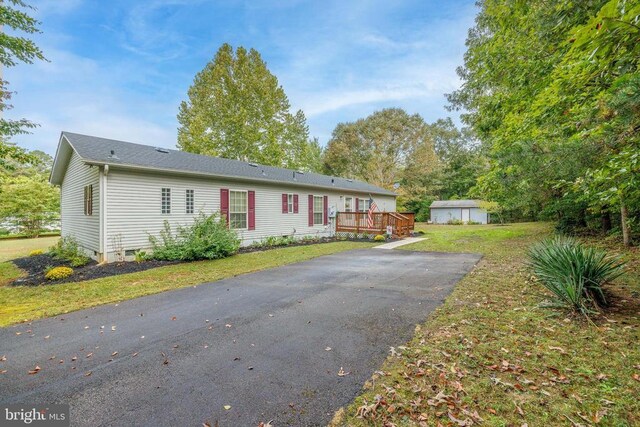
[7,46,179,154]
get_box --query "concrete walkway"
[373,237,426,249]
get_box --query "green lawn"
[0,235,59,262]
[335,222,640,426]
[0,240,374,327]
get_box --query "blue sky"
[8,0,477,155]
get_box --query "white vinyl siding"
[313,196,323,225]
[430,207,489,224]
[103,168,396,260]
[229,190,248,230]
[60,151,100,253]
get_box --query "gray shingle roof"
[59,132,396,196]
[430,200,483,208]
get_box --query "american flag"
[367,196,378,227]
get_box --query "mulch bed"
[10,235,407,287]
[11,254,174,287]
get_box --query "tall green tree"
[323,108,439,191]
[448,0,639,243]
[428,118,487,201]
[0,174,59,236]
[0,0,46,171]
[177,43,321,171]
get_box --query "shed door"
[461,208,470,223]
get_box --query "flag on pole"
[367,196,378,227]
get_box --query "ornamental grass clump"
[527,236,626,315]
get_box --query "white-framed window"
[287,194,294,213]
[358,198,371,212]
[186,189,194,214]
[313,195,323,225]
[229,190,248,229]
[83,185,93,216]
[344,196,353,212]
[161,188,171,214]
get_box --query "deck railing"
[335,211,414,238]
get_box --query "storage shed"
[430,200,488,224]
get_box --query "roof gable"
[52,132,396,196]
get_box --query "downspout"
[100,165,109,262]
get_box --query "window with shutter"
[313,196,323,225]
[229,190,248,229]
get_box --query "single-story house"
[50,132,397,262]
[430,200,488,224]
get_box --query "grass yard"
[0,240,374,327]
[336,222,640,426]
[0,235,59,262]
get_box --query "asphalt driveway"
[0,249,481,426]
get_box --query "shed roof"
[430,200,484,208]
[51,132,396,196]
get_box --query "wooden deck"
[335,212,415,238]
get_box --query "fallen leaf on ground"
[0,370,7,374]
[28,366,41,374]
[0,355,6,362]
[549,346,566,354]
[84,371,92,377]
[223,405,231,410]
[325,347,332,351]
[171,316,177,321]
[225,324,232,328]
[111,352,118,357]
[44,335,50,339]
[258,421,273,427]
[71,356,77,362]
[338,367,350,377]
[86,352,93,358]
[132,352,139,357]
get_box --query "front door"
[461,208,470,223]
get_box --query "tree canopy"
[177,43,321,171]
[0,0,46,171]
[0,149,59,236]
[323,108,439,190]
[448,0,639,244]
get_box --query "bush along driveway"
[335,222,640,426]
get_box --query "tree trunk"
[601,209,612,233]
[621,202,631,247]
